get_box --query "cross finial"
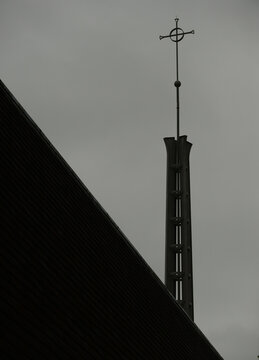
[159,18,194,43]
[160,18,194,139]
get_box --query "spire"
[160,19,195,320]
[159,18,194,139]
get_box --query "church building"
[1,80,223,359]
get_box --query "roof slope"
[0,80,223,359]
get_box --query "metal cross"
[160,18,194,139]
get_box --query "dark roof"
[0,79,223,359]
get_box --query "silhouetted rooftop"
[0,80,223,359]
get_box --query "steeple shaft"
[164,136,194,320]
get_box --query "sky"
[1,0,259,359]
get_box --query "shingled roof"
[1,80,223,359]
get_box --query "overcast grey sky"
[1,0,259,359]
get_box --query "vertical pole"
[175,19,180,141]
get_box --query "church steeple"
[160,18,195,320]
